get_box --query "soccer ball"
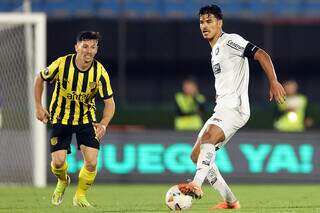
[165,185,193,211]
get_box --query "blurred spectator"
[174,77,206,131]
[274,80,312,132]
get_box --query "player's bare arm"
[93,97,115,140]
[254,48,286,104]
[34,74,50,124]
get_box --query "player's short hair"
[199,4,223,20]
[76,31,100,43]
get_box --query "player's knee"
[84,160,97,172]
[52,159,65,169]
[85,164,96,172]
[202,133,223,145]
[201,131,211,142]
[201,125,225,145]
[206,138,221,145]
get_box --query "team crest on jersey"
[50,137,58,146]
[89,82,97,89]
[215,47,219,55]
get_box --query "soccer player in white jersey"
[178,4,286,210]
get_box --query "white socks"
[206,163,237,203]
[192,143,237,203]
[193,143,216,187]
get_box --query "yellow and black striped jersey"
[40,54,113,125]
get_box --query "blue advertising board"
[47,131,320,183]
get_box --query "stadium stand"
[303,0,320,16]
[95,0,120,17]
[0,0,319,18]
[124,0,161,17]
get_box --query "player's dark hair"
[199,4,223,20]
[76,31,100,42]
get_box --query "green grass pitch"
[0,184,319,213]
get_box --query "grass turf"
[0,184,319,213]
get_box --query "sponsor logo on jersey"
[212,63,221,75]
[50,137,58,146]
[227,40,244,51]
[66,91,89,103]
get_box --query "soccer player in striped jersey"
[34,31,115,207]
[178,5,286,209]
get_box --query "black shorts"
[49,123,100,154]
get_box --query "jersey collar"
[73,54,94,73]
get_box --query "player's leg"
[204,110,248,209]
[51,150,71,206]
[179,124,225,199]
[73,145,98,207]
[193,124,224,186]
[51,150,68,181]
[192,132,239,208]
[50,124,72,206]
[207,163,240,209]
[73,124,100,207]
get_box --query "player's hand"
[269,80,286,104]
[93,123,107,141]
[35,105,50,124]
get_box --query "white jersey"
[211,32,250,116]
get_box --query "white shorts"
[198,108,249,149]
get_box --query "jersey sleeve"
[98,67,113,99]
[225,34,249,57]
[40,57,61,82]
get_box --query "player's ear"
[74,43,79,53]
[218,19,223,28]
[95,41,99,51]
